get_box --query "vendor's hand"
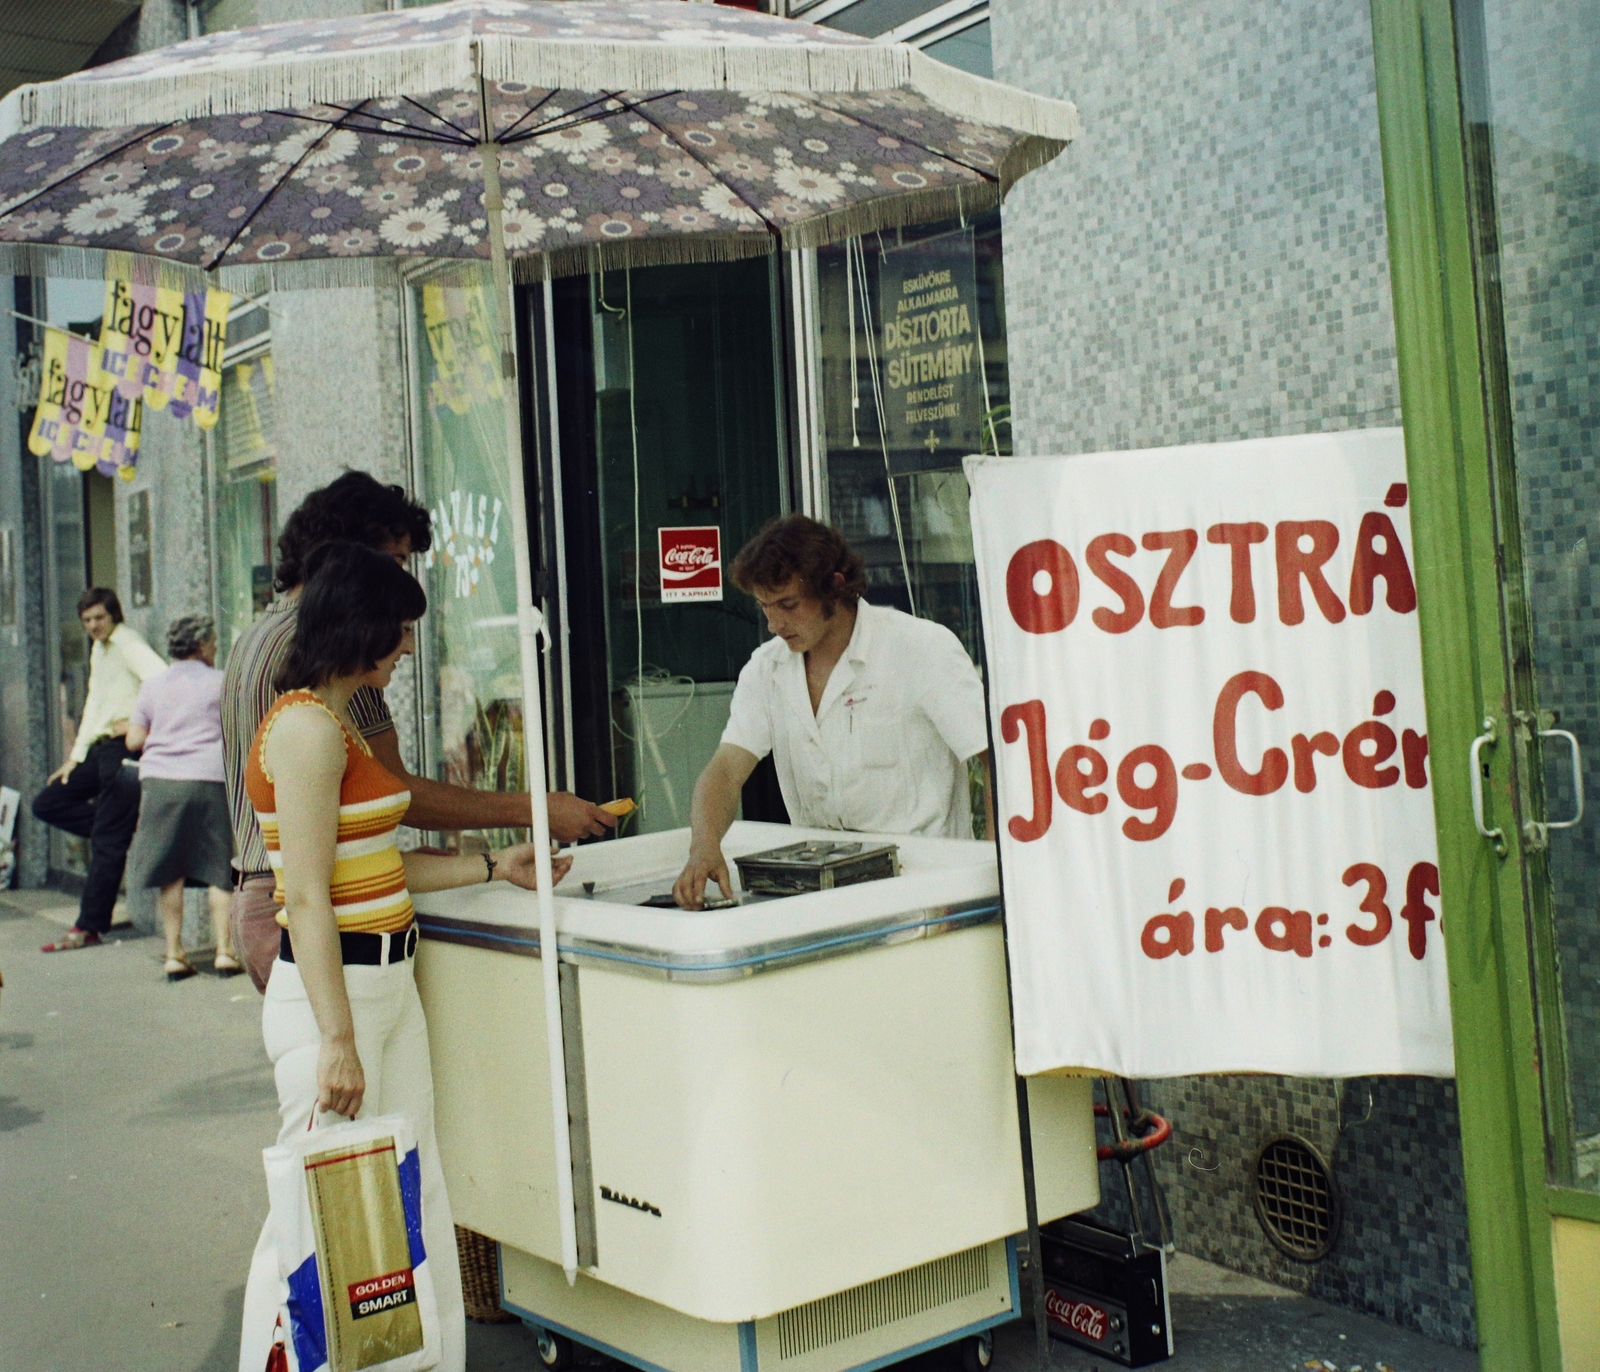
[108,718,130,738]
[47,761,76,787]
[673,847,731,910]
[493,843,574,890]
[317,1035,366,1119]
[546,792,618,843]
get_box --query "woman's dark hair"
[77,586,123,624]
[731,515,867,615]
[273,470,433,593]
[274,542,428,692]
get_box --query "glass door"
[1456,0,1600,1201]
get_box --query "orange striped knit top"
[245,690,414,935]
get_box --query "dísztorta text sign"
[967,431,1453,1077]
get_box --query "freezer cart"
[413,821,1099,1371]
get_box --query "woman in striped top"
[238,542,570,1372]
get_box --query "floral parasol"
[0,0,1077,284]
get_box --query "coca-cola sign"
[658,525,722,603]
[1044,1288,1109,1343]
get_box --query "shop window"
[814,213,1009,832]
[410,280,528,845]
[210,342,278,666]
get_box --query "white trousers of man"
[238,955,465,1372]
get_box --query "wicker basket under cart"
[455,1226,517,1323]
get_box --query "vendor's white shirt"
[721,601,988,838]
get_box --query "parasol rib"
[809,100,1000,185]
[492,88,561,145]
[268,105,472,148]
[205,100,374,271]
[400,93,476,143]
[0,123,172,223]
[629,102,784,238]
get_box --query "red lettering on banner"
[1343,720,1400,788]
[1118,744,1179,840]
[1057,744,1110,815]
[1342,863,1392,945]
[1291,731,1340,793]
[1213,671,1289,795]
[1141,911,1194,958]
[1206,521,1269,623]
[1006,541,1078,634]
[1400,861,1440,960]
[1086,533,1144,633]
[1275,520,1347,624]
[1204,906,1248,952]
[1348,512,1418,615]
[1402,729,1429,788]
[1001,701,1053,841]
[1256,907,1313,958]
[1142,529,1205,628]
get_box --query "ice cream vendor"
[674,515,994,908]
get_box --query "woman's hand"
[317,1035,366,1119]
[494,844,573,891]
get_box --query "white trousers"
[238,956,465,1372]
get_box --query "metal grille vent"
[775,1245,991,1359]
[1252,1135,1341,1261]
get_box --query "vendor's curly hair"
[166,614,214,661]
[273,470,432,593]
[731,515,867,616]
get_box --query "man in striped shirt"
[223,471,615,991]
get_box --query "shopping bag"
[263,1114,441,1372]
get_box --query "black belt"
[279,925,418,966]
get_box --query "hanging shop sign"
[877,230,986,471]
[967,429,1453,1078]
[25,281,230,482]
[27,326,142,477]
[658,526,722,604]
[421,283,502,415]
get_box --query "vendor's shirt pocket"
[848,695,903,770]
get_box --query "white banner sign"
[968,430,1454,1078]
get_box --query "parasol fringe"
[4,36,1077,144]
[0,242,208,289]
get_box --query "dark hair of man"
[274,542,428,693]
[273,469,433,593]
[77,587,123,624]
[731,514,868,616]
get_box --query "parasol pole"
[474,44,581,1285]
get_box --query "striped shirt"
[246,690,414,935]
[221,596,392,875]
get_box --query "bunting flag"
[146,288,231,427]
[28,326,142,479]
[98,279,186,401]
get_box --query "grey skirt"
[125,778,235,891]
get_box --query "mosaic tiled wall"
[991,0,1476,1347]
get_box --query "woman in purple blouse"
[125,616,241,980]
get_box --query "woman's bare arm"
[265,705,365,1118]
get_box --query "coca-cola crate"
[1038,1218,1172,1367]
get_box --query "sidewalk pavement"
[0,892,1476,1372]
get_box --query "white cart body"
[414,822,1099,1370]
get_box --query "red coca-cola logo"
[658,526,722,601]
[1044,1288,1109,1342]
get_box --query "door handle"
[1535,727,1584,835]
[1469,717,1506,855]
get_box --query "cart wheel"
[960,1331,994,1371]
[535,1328,572,1368]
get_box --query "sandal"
[165,957,197,982]
[42,929,102,953]
[213,954,244,978]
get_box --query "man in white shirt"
[674,515,991,909]
[33,588,167,950]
